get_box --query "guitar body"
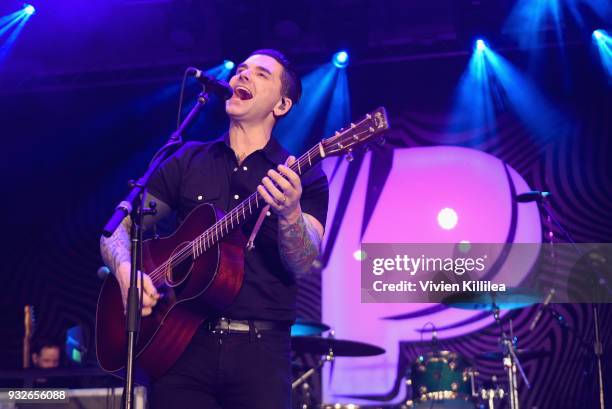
[95,203,245,381]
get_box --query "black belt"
[206,317,290,334]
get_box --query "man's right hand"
[115,261,160,317]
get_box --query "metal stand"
[536,197,607,409]
[480,385,504,409]
[492,305,529,409]
[292,341,335,409]
[102,90,211,409]
[594,306,605,409]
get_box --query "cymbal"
[291,318,330,336]
[476,349,551,362]
[442,287,542,310]
[291,336,385,357]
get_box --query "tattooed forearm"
[278,214,321,277]
[100,216,132,274]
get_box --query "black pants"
[151,324,292,409]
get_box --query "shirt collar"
[213,132,288,165]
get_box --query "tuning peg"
[346,150,354,162]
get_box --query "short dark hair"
[32,337,62,355]
[249,49,302,105]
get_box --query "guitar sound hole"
[165,242,194,287]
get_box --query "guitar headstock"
[23,305,36,368]
[321,107,389,158]
[24,305,35,340]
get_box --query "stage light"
[592,29,611,44]
[0,5,36,63]
[333,50,349,68]
[592,29,612,80]
[437,208,458,230]
[475,39,487,52]
[223,59,235,70]
[23,4,35,16]
[451,36,568,143]
[505,0,611,52]
[448,37,495,143]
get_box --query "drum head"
[413,401,475,409]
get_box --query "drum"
[320,405,390,409]
[410,351,476,409]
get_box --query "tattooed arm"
[278,212,324,276]
[257,155,325,277]
[99,193,170,315]
[100,215,132,275]
[99,192,172,274]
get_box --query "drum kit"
[290,288,546,409]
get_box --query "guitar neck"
[23,305,34,369]
[191,143,326,254]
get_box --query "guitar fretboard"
[189,142,326,258]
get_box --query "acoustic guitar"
[96,107,389,380]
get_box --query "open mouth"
[234,86,253,100]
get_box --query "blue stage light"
[223,59,235,70]
[505,0,611,52]
[23,4,35,16]
[593,29,604,40]
[0,5,36,63]
[475,39,487,52]
[333,50,349,68]
[592,29,612,80]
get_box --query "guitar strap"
[247,157,292,251]
[246,204,270,251]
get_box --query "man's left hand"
[257,156,302,223]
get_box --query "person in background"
[31,337,61,369]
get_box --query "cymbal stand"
[292,347,335,391]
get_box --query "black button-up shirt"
[147,134,329,321]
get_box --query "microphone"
[529,288,555,331]
[187,67,233,100]
[516,191,551,203]
[97,266,111,280]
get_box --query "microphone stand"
[102,89,211,409]
[492,304,529,409]
[527,194,608,409]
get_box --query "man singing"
[100,49,329,408]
